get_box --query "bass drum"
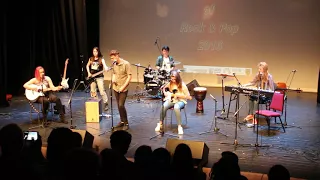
[145,80,162,96]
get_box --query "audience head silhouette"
[110,130,132,155]
[268,164,290,180]
[0,123,23,156]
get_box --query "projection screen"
[100,0,320,92]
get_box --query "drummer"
[155,45,176,73]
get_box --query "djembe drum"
[194,87,207,113]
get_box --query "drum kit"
[132,61,181,100]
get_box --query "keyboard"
[225,85,274,98]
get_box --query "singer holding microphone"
[242,62,275,124]
[110,50,132,130]
[155,70,192,135]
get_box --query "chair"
[28,100,56,129]
[254,92,286,133]
[167,105,188,127]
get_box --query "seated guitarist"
[23,66,66,123]
[86,47,109,111]
[155,70,192,135]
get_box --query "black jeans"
[36,92,64,116]
[114,90,128,123]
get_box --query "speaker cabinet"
[187,79,200,96]
[71,129,94,149]
[166,138,209,166]
[85,98,102,122]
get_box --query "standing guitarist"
[86,47,109,111]
[23,66,67,123]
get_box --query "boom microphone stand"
[150,81,179,140]
[67,78,78,129]
[199,94,228,137]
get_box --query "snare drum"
[194,87,207,113]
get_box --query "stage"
[0,83,319,179]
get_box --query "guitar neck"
[63,64,67,79]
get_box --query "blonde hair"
[258,62,269,82]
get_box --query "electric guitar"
[60,58,69,89]
[86,66,112,84]
[25,84,62,102]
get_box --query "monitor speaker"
[166,138,209,166]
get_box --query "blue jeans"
[160,100,185,126]
[90,77,108,104]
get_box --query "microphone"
[209,94,216,101]
[112,61,117,65]
[292,70,297,72]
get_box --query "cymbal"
[216,73,234,77]
[132,63,147,68]
[172,61,181,65]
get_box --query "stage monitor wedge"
[166,138,209,166]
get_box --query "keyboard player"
[242,62,275,124]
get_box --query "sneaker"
[178,125,183,135]
[115,122,125,128]
[122,123,129,131]
[155,123,161,132]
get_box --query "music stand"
[75,54,89,92]
[216,74,234,120]
[150,83,179,140]
[199,94,228,137]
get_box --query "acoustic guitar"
[25,84,62,102]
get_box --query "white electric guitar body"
[61,58,69,89]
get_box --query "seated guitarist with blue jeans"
[155,70,192,135]
[23,66,66,123]
[86,47,109,111]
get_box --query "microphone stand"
[99,67,115,136]
[67,79,78,129]
[150,81,178,140]
[199,94,228,137]
[220,85,252,149]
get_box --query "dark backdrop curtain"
[0,0,99,107]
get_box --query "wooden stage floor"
[0,83,319,179]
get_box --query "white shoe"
[178,125,183,135]
[155,123,161,132]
